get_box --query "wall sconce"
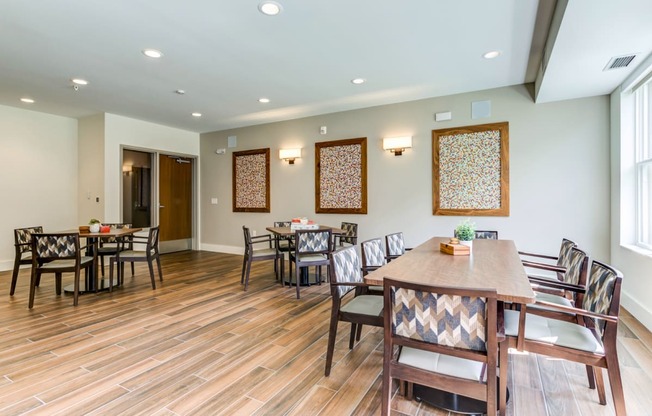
[122,165,133,175]
[279,148,301,164]
[383,136,412,156]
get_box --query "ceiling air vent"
[603,54,637,71]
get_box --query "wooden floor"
[1,250,651,415]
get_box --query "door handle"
[159,205,165,208]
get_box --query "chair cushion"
[340,294,383,316]
[251,248,277,258]
[369,285,383,292]
[529,292,574,309]
[398,347,485,382]
[295,254,328,263]
[40,257,93,270]
[504,309,604,354]
[20,252,33,261]
[118,250,147,258]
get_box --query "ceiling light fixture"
[175,89,185,95]
[20,98,34,103]
[72,78,88,85]
[351,78,366,85]
[258,97,270,103]
[258,1,282,16]
[142,49,163,58]
[191,112,202,117]
[483,50,501,59]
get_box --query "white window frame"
[635,81,652,249]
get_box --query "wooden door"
[159,154,193,242]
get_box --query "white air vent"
[604,54,637,71]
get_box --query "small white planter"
[89,223,101,233]
[459,240,473,249]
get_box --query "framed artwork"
[232,148,270,212]
[315,137,367,214]
[432,122,509,216]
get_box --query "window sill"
[621,244,652,258]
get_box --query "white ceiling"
[0,0,650,133]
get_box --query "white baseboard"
[0,260,16,273]
[621,290,652,332]
[200,243,243,256]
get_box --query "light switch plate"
[435,111,452,121]
[211,198,218,205]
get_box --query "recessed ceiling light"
[258,1,282,16]
[483,50,501,59]
[351,78,366,85]
[258,97,270,103]
[191,112,202,117]
[20,98,34,103]
[72,78,88,86]
[142,49,163,58]
[175,89,186,95]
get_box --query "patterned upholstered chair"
[109,226,163,291]
[288,229,332,299]
[240,226,282,290]
[527,246,590,320]
[325,246,384,376]
[359,238,386,295]
[335,222,358,247]
[382,278,505,416]
[504,260,626,415]
[29,232,94,308]
[97,223,133,279]
[11,226,43,296]
[273,221,293,277]
[385,232,409,262]
[519,238,576,282]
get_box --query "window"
[635,80,652,249]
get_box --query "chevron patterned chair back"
[10,226,43,296]
[338,222,358,246]
[381,278,502,416]
[288,228,333,299]
[385,232,406,261]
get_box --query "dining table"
[63,227,142,293]
[364,236,535,414]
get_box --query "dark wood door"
[159,154,193,242]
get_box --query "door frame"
[120,145,199,251]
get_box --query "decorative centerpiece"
[89,218,101,233]
[454,219,476,248]
[290,217,319,230]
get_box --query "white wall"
[200,84,611,264]
[0,105,78,270]
[78,114,105,224]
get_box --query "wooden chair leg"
[147,258,156,289]
[605,357,627,416]
[55,272,62,295]
[324,307,339,376]
[355,322,363,341]
[156,256,163,281]
[241,255,247,284]
[295,266,301,299]
[73,270,79,306]
[585,365,596,389]
[349,323,357,349]
[28,269,38,309]
[243,260,252,291]
[593,367,607,405]
[100,255,105,277]
[10,259,20,296]
[499,340,508,416]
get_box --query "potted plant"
[89,218,101,233]
[454,219,475,248]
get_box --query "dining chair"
[381,278,505,416]
[335,221,358,247]
[520,238,576,281]
[273,221,293,279]
[10,226,43,296]
[324,246,383,376]
[29,232,94,308]
[527,246,590,321]
[504,260,626,415]
[453,229,499,240]
[359,237,386,295]
[385,232,408,262]
[97,223,133,279]
[240,226,282,291]
[288,228,332,299]
[109,226,162,290]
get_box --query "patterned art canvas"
[432,122,509,216]
[232,148,270,212]
[315,138,367,214]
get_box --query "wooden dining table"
[63,227,142,293]
[364,236,535,413]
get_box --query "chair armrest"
[15,242,31,249]
[525,301,618,323]
[528,276,585,293]
[518,251,559,261]
[522,261,566,273]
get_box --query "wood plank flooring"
[0,250,650,415]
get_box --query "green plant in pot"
[454,219,475,247]
[89,218,101,233]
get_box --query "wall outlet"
[211,197,218,205]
